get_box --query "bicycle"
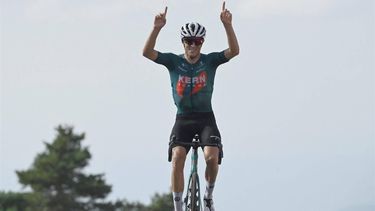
[184,134,203,211]
[168,134,223,211]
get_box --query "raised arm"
[220,2,240,60]
[142,7,168,61]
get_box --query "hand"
[220,2,232,25]
[154,7,168,29]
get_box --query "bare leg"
[204,146,219,183]
[171,146,187,211]
[203,146,219,210]
[171,146,187,192]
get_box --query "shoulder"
[206,51,229,64]
[206,51,225,58]
[155,52,180,64]
[158,52,179,58]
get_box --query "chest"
[173,61,210,82]
[176,60,207,74]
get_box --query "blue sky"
[1,0,374,210]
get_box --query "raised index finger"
[164,6,168,15]
[222,1,226,11]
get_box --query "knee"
[205,153,219,166]
[204,146,219,166]
[171,147,187,170]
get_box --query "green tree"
[16,125,112,211]
[0,191,27,210]
[121,199,148,211]
[148,192,174,211]
[115,192,173,211]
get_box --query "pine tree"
[16,125,112,211]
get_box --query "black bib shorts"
[168,112,224,164]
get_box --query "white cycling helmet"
[180,22,206,39]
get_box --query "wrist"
[153,26,163,31]
[222,22,233,27]
[152,26,163,32]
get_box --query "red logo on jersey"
[177,71,207,97]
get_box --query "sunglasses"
[183,38,204,46]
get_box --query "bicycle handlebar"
[168,134,223,164]
[172,140,219,148]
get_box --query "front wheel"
[185,173,201,211]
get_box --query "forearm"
[143,27,162,61]
[223,23,239,59]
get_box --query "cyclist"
[143,2,239,211]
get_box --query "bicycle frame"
[184,136,203,211]
[169,134,222,211]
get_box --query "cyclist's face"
[183,38,203,57]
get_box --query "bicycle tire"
[190,172,201,211]
[190,173,197,210]
[185,172,200,211]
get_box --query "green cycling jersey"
[154,51,229,114]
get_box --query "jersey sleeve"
[154,51,176,70]
[207,51,230,68]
